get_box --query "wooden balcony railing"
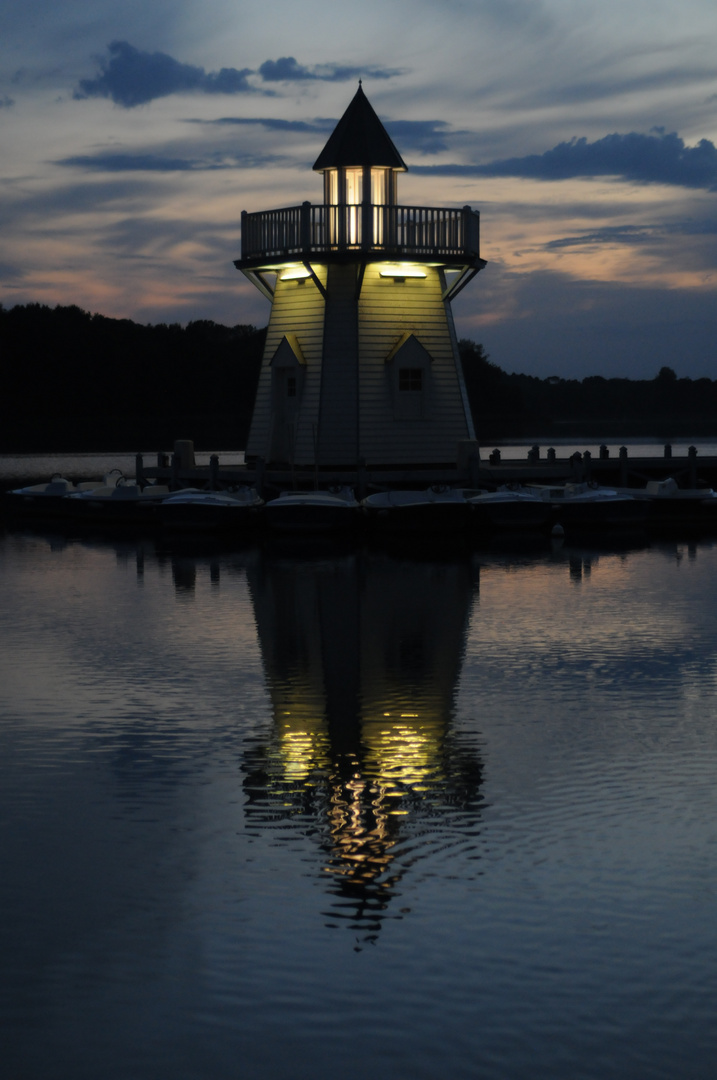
[239,202,481,264]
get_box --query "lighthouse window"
[287,376,297,398]
[399,368,423,392]
[326,169,339,205]
[371,169,387,205]
[344,168,363,205]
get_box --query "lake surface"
[2,521,717,1079]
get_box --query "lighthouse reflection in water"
[6,527,717,1079]
[243,548,483,939]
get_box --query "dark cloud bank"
[72,44,717,191]
[257,56,401,83]
[74,43,400,107]
[75,42,254,107]
[59,125,717,193]
[57,150,288,172]
[416,130,717,191]
[196,116,450,154]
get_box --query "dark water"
[2,525,717,1079]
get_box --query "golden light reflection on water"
[324,768,396,895]
[244,549,483,934]
[278,713,332,782]
[316,713,455,911]
[361,718,444,795]
[276,712,443,795]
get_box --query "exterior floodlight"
[379,266,427,279]
[280,268,312,281]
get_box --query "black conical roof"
[313,84,407,171]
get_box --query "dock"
[134,443,717,497]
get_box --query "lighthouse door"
[271,367,303,463]
[268,335,306,463]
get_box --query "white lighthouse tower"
[235,84,486,483]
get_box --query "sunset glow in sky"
[2,0,717,377]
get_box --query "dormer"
[313,83,407,208]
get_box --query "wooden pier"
[476,444,714,489]
[134,442,717,497]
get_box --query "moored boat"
[617,477,717,529]
[523,482,648,530]
[64,479,196,525]
[361,486,475,534]
[5,475,105,518]
[265,486,360,534]
[468,487,552,532]
[159,487,264,532]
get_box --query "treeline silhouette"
[458,340,717,441]
[1,303,716,452]
[0,303,265,451]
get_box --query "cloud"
[543,220,717,278]
[0,96,15,108]
[257,56,402,82]
[0,177,165,233]
[0,260,24,281]
[522,66,717,109]
[95,215,230,258]
[413,130,717,190]
[386,120,454,155]
[192,116,335,135]
[544,225,662,250]
[56,149,286,173]
[59,153,215,172]
[73,44,403,108]
[74,41,256,107]
[193,114,451,154]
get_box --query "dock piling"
[357,457,367,499]
[255,457,265,499]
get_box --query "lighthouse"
[235,84,486,482]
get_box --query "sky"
[1,0,717,379]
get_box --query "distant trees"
[0,303,265,451]
[457,340,525,428]
[458,340,717,440]
[1,305,715,452]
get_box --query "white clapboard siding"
[246,261,472,467]
[246,269,326,463]
[357,264,471,464]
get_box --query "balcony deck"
[236,202,482,268]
